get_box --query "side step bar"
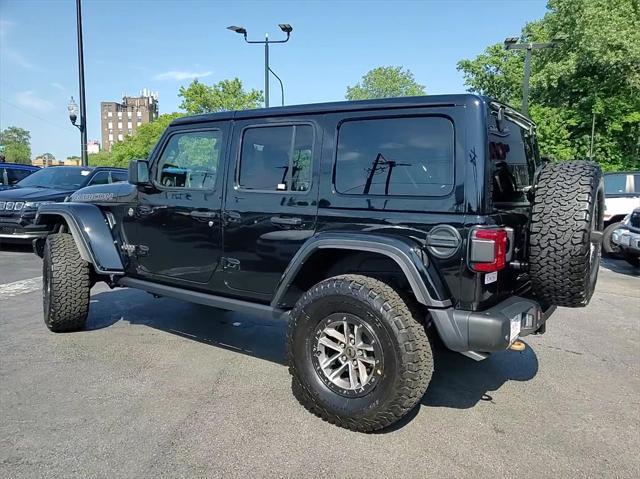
[116,277,285,320]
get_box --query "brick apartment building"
[100,89,159,151]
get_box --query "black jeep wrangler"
[33,95,604,432]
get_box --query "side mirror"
[128,159,151,186]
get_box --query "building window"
[137,111,142,118]
[108,129,113,134]
[118,133,124,141]
[108,121,113,129]
[107,111,113,118]
[128,129,132,135]
[239,125,313,192]
[117,111,122,118]
[137,121,142,127]
[127,121,132,129]
[335,116,454,197]
[117,122,123,129]
[108,134,114,141]
[127,111,132,118]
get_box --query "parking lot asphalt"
[1,245,639,479]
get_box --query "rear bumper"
[429,296,555,354]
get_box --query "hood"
[0,187,74,202]
[69,182,138,204]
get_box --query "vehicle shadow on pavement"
[88,288,539,429]
[87,288,287,365]
[379,341,539,432]
[0,243,33,254]
[600,257,640,277]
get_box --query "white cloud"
[15,91,53,112]
[154,70,212,81]
[50,82,66,91]
[0,19,37,70]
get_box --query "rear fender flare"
[271,232,452,309]
[35,203,124,275]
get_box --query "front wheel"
[43,233,90,332]
[602,222,623,257]
[287,274,434,432]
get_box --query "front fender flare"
[36,202,124,274]
[271,232,452,309]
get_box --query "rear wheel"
[528,161,604,307]
[287,274,434,432]
[43,233,90,332]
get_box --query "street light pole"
[504,37,560,117]
[75,0,87,166]
[227,24,292,108]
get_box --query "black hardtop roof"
[171,93,490,126]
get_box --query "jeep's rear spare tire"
[43,233,90,332]
[528,161,604,307]
[287,274,434,432]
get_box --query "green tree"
[0,126,32,164]
[107,113,184,167]
[88,150,115,167]
[345,66,426,100]
[457,0,640,171]
[178,78,264,114]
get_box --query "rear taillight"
[469,228,508,273]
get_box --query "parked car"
[602,171,640,255]
[0,162,40,190]
[0,166,127,243]
[32,95,604,432]
[611,208,640,267]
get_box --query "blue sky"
[0,0,548,160]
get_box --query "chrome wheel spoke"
[329,361,348,380]
[324,327,346,344]
[318,336,342,352]
[357,360,369,385]
[348,362,357,389]
[358,355,375,365]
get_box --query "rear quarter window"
[334,116,455,197]
[489,115,538,205]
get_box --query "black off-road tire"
[529,161,604,307]
[42,233,90,332]
[602,222,623,257]
[287,274,433,432]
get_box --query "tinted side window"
[489,117,537,204]
[88,171,110,185]
[0,168,6,185]
[634,174,640,193]
[7,168,33,185]
[335,117,454,196]
[239,125,313,192]
[111,171,128,183]
[157,130,222,189]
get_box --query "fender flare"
[35,203,124,275]
[271,232,452,309]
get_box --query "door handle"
[190,210,217,219]
[271,216,302,226]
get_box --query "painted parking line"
[0,276,42,300]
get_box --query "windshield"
[17,167,92,189]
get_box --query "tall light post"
[227,24,292,108]
[70,0,88,166]
[504,37,560,117]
